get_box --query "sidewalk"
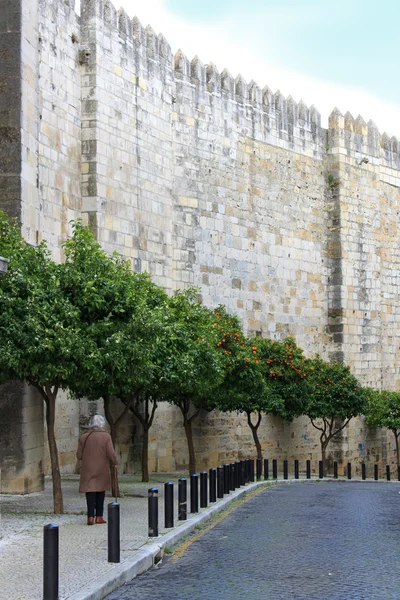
[0,474,268,600]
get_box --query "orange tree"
[364,388,400,467]
[0,212,90,514]
[60,222,169,483]
[212,308,283,460]
[158,290,223,475]
[305,357,364,473]
[256,336,310,420]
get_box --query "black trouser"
[85,491,105,517]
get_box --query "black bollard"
[319,461,323,479]
[209,468,217,503]
[386,465,391,481]
[362,463,366,480]
[244,460,249,483]
[347,463,352,480]
[272,459,278,479]
[43,524,59,600]
[264,458,269,480]
[217,466,224,498]
[235,461,240,488]
[241,460,246,485]
[190,474,199,513]
[223,464,230,494]
[294,459,299,479]
[374,464,378,481]
[230,463,236,491]
[333,461,338,479]
[200,472,208,508]
[398,466,400,482]
[256,458,262,480]
[178,478,187,520]
[108,502,120,563]
[283,459,288,480]
[164,482,174,528]
[148,487,158,537]
[306,460,311,479]
[250,459,255,483]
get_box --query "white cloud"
[75,0,399,135]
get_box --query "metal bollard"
[190,474,199,513]
[264,458,269,480]
[164,481,174,528]
[108,502,120,563]
[240,460,246,485]
[217,466,224,498]
[294,460,299,479]
[398,466,400,482]
[386,465,391,481]
[250,459,255,483]
[319,461,323,479]
[374,464,378,481]
[200,472,208,508]
[283,459,288,480]
[256,458,262,480]
[333,461,338,479]
[178,478,187,520]
[235,461,240,488]
[272,459,278,479]
[223,464,230,494]
[230,463,236,491]
[43,524,59,600]
[148,488,158,537]
[306,460,311,479]
[347,463,352,480]
[362,463,366,480]
[209,468,217,503]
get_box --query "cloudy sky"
[75,0,399,135]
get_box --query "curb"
[66,480,268,600]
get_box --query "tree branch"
[310,418,324,433]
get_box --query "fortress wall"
[28,0,82,260]
[79,0,175,290]
[327,111,400,389]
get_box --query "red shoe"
[95,516,107,524]
[87,517,95,525]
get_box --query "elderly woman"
[76,415,118,525]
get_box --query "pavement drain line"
[65,477,397,600]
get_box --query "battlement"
[79,0,400,171]
[328,108,400,172]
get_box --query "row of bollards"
[42,457,400,599]
[147,459,256,539]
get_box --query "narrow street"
[107,482,400,600]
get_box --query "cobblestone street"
[107,482,400,600]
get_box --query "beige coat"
[76,429,118,493]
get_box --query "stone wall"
[1,0,400,491]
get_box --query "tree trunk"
[142,426,149,482]
[246,410,262,460]
[321,437,329,476]
[45,394,64,514]
[183,417,196,475]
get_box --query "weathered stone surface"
[1,0,400,492]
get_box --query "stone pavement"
[107,482,400,600]
[0,473,269,600]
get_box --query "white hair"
[88,414,105,429]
